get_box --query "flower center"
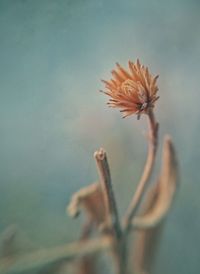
[121,79,137,95]
[121,79,149,106]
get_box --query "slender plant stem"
[132,136,179,230]
[0,236,112,274]
[123,109,159,232]
[94,148,122,240]
[94,148,125,274]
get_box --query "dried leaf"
[132,135,179,274]
[67,183,106,226]
[132,135,178,229]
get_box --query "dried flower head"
[101,59,159,118]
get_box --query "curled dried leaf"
[67,183,106,226]
[132,136,179,274]
[132,135,179,229]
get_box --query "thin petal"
[116,63,132,79]
[128,61,139,81]
[111,70,124,82]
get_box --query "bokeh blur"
[0,0,199,273]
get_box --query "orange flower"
[101,59,159,119]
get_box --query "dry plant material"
[67,183,106,227]
[101,60,160,230]
[0,59,180,274]
[101,59,159,118]
[0,236,112,274]
[132,136,179,229]
[132,181,162,274]
[94,148,122,239]
[132,136,178,274]
[76,254,97,274]
[123,109,159,231]
[75,220,99,274]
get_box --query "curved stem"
[132,136,179,230]
[123,109,159,231]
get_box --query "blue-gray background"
[0,0,199,273]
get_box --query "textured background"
[0,0,199,273]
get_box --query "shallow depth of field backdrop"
[0,0,199,273]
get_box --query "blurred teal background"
[0,0,199,273]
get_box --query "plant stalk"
[124,109,159,232]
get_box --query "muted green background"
[0,0,199,273]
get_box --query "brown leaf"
[67,183,106,227]
[132,135,179,274]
